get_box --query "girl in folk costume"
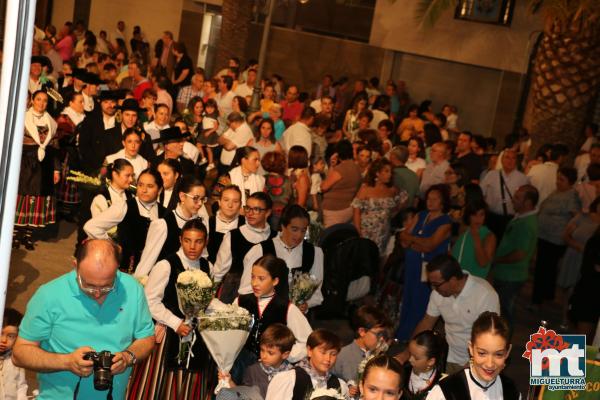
[105,128,149,181]
[426,312,520,400]
[14,90,59,250]
[361,355,405,400]
[227,146,265,207]
[135,177,208,278]
[84,169,168,273]
[213,192,275,304]
[265,329,348,400]
[128,219,217,400]
[157,158,182,211]
[144,103,171,149]
[90,158,135,218]
[226,255,311,381]
[206,185,244,264]
[402,331,447,400]
[55,91,85,221]
[240,205,324,312]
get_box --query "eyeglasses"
[243,206,266,214]
[77,274,115,295]
[183,193,207,204]
[429,279,448,289]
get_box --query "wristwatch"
[123,349,137,366]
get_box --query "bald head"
[77,239,120,272]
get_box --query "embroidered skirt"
[14,194,56,227]
[127,329,217,400]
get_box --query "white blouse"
[90,185,127,218]
[134,205,208,278]
[240,234,324,308]
[105,150,149,180]
[213,224,271,282]
[228,166,265,206]
[84,197,160,239]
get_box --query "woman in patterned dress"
[351,158,405,254]
[14,90,60,250]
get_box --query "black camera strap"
[73,376,113,400]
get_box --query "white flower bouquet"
[309,387,345,399]
[175,269,214,368]
[198,300,254,394]
[289,272,321,306]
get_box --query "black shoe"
[23,237,34,250]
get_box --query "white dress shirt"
[82,92,95,112]
[426,368,520,400]
[105,149,149,180]
[134,205,207,277]
[234,83,253,99]
[103,114,116,130]
[213,224,272,282]
[90,185,128,218]
[425,273,500,365]
[220,122,255,166]
[281,122,313,158]
[216,90,236,116]
[235,295,311,363]
[480,169,529,215]
[240,235,324,308]
[84,198,160,239]
[145,249,213,331]
[0,353,28,400]
[228,166,266,206]
[213,211,244,234]
[160,188,174,209]
[265,369,348,400]
[527,161,559,204]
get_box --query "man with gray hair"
[13,239,155,399]
[389,145,419,207]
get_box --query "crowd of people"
[4,17,599,400]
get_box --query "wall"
[371,0,541,74]
[51,0,184,50]
[245,25,386,94]
[391,53,524,138]
[51,0,75,29]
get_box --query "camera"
[83,350,114,391]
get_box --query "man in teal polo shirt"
[13,240,155,399]
[492,184,539,333]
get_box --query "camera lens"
[94,369,112,391]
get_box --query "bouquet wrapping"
[175,269,214,368]
[198,300,254,394]
[289,272,321,306]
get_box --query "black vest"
[158,189,179,211]
[237,293,289,356]
[260,239,315,275]
[438,370,520,400]
[218,227,276,304]
[156,212,185,262]
[117,198,167,272]
[207,215,245,264]
[291,367,341,400]
[161,253,211,370]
